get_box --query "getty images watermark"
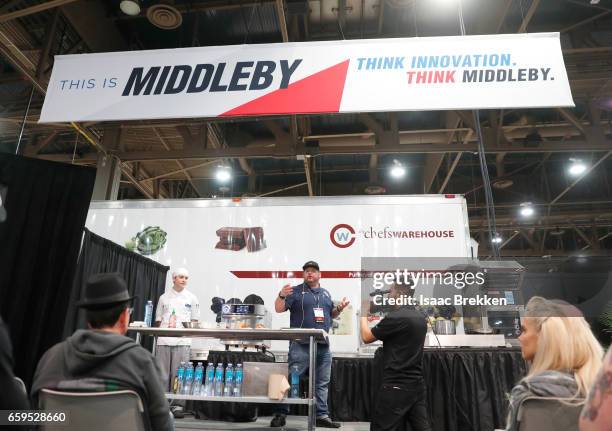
[359,257,513,318]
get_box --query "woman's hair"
[524,296,603,397]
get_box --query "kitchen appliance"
[219,303,272,349]
[433,319,456,335]
[462,260,526,338]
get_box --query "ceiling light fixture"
[215,166,232,183]
[120,0,141,16]
[491,234,503,244]
[389,160,406,179]
[520,202,534,217]
[568,158,587,177]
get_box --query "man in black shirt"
[360,282,432,431]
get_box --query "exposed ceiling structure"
[0,0,611,257]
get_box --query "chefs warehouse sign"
[330,223,455,249]
[39,33,573,123]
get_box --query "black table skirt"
[189,348,526,431]
[330,348,527,431]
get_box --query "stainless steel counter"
[128,326,324,431]
[127,326,326,342]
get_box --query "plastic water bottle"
[183,362,194,395]
[290,364,300,398]
[204,363,215,396]
[144,300,153,327]
[192,362,204,396]
[174,362,185,394]
[233,364,243,397]
[214,363,224,396]
[223,363,234,397]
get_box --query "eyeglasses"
[128,308,134,316]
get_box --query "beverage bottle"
[144,300,154,327]
[204,362,215,396]
[183,362,194,395]
[214,363,224,396]
[223,363,234,397]
[174,361,185,394]
[233,364,243,397]
[193,362,204,396]
[290,364,300,398]
[169,309,177,328]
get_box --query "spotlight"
[568,159,587,177]
[491,235,502,244]
[389,160,406,179]
[520,202,534,217]
[215,167,232,183]
[120,0,141,16]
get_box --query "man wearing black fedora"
[31,272,173,431]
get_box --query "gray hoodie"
[31,330,172,431]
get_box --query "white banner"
[86,195,471,353]
[40,33,573,123]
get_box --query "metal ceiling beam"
[24,130,57,155]
[438,151,463,194]
[517,0,541,33]
[495,0,513,33]
[550,150,612,205]
[571,224,595,248]
[303,156,314,196]
[0,0,79,23]
[141,160,219,183]
[556,108,586,136]
[36,7,60,80]
[153,127,201,197]
[478,248,611,257]
[561,10,611,33]
[42,137,612,163]
[275,0,289,42]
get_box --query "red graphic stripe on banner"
[221,60,350,117]
[231,271,366,279]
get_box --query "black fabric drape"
[64,228,169,337]
[0,155,95,388]
[330,348,527,431]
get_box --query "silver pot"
[434,319,456,335]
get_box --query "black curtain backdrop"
[64,228,169,337]
[0,154,95,388]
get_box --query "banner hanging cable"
[458,0,500,258]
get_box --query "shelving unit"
[165,394,309,404]
[129,327,326,431]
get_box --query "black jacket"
[0,316,30,410]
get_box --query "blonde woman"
[505,296,604,431]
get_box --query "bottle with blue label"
[174,361,185,394]
[290,364,300,398]
[183,362,194,395]
[223,363,234,397]
[204,362,215,396]
[213,363,224,396]
[233,364,243,397]
[193,362,204,396]
[144,300,153,327]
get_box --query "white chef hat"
[172,267,189,278]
